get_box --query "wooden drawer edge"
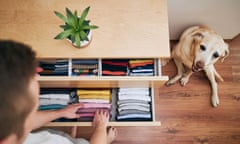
[45,121,161,127]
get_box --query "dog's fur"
[166,26,229,107]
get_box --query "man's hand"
[59,103,83,119]
[93,110,109,129]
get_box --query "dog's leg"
[204,65,219,107]
[166,58,184,86]
[214,69,224,82]
[180,68,193,86]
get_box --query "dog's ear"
[221,43,229,63]
[193,32,204,41]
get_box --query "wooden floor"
[51,35,240,144]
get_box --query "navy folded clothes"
[117,113,151,120]
[116,118,152,121]
[40,88,71,94]
[72,59,98,65]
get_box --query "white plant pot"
[67,30,92,48]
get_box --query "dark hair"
[0,40,37,140]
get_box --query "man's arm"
[32,103,82,130]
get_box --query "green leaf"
[65,8,76,28]
[74,10,78,25]
[60,24,71,30]
[54,29,73,39]
[70,35,75,43]
[75,33,81,48]
[82,25,98,30]
[79,6,90,26]
[54,11,67,22]
[80,31,88,41]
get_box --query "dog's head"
[191,30,229,72]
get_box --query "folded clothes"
[72,59,98,65]
[78,113,95,117]
[118,102,150,108]
[40,88,71,94]
[130,64,154,69]
[78,117,94,122]
[117,99,150,105]
[118,109,151,115]
[82,103,111,109]
[40,94,70,100]
[77,108,110,113]
[117,113,151,120]
[129,59,154,64]
[129,73,154,76]
[77,90,111,95]
[79,99,110,103]
[38,59,69,76]
[116,118,152,121]
[118,95,151,102]
[119,88,149,92]
[39,104,66,111]
[118,105,150,112]
[118,91,149,96]
[131,69,154,73]
[129,62,154,69]
[102,59,128,76]
[72,64,98,69]
[102,61,128,67]
[102,70,127,76]
[40,98,69,106]
[78,95,110,100]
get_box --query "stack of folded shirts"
[117,88,152,121]
[71,59,98,76]
[77,89,112,121]
[38,59,69,76]
[39,88,71,111]
[102,59,129,76]
[129,59,154,76]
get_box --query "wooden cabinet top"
[0,0,170,58]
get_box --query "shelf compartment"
[43,87,160,127]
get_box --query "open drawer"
[38,58,169,88]
[43,87,161,127]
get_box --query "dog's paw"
[165,80,175,87]
[211,95,220,107]
[180,77,189,86]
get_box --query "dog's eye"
[200,45,206,51]
[213,52,219,58]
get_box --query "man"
[0,40,117,144]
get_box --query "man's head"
[0,40,38,143]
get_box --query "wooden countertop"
[0,0,170,58]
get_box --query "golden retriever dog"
[166,26,229,107]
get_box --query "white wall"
[168,0,240,40]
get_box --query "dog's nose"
[196,61,204,68]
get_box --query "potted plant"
[54,6,98,48]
